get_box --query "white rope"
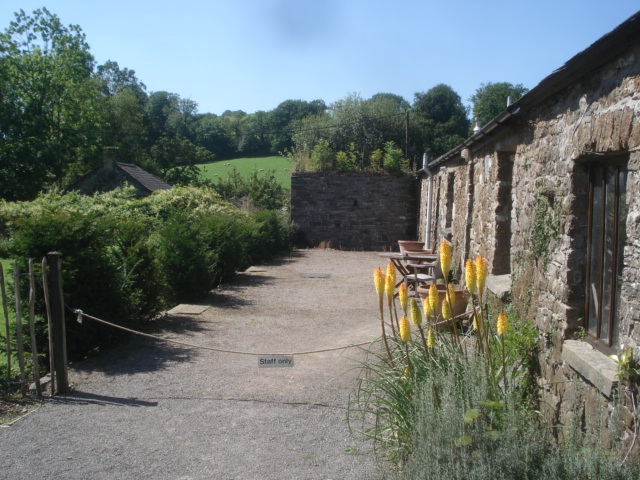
[72,309,373,356]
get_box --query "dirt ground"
[0,249,387,479]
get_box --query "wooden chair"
[405,261,437,297]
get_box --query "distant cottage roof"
[70,152,173,196]
[115,162,172,193]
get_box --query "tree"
[470,82,529,127]
[413,84,470,159]
[150,136,213,185]
[238,111,271,156]
[268,99,326,153]
[96,61,149,164]
[194,114,236,159]
[146,91,180,144]
[0,8,103,200]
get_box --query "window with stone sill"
[583,157,628,355]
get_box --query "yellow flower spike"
[428,284,439,315]
[410,297,422,326]
[475,256,488,298]
[374,268,385,298]
[399,315,411,343]
[465,259,476,295]
[497,312,508,336]
[472,316,478,331]
[440,240,452,280]
[423,297,434,318]
[385,274,395,301]
[385,261,396,300]
[427,327,435,348]
[441,297,452,320]
[386,260,396,285]
[446,283,456,311]
[399,283,408,313]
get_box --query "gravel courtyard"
[1,249,386,480]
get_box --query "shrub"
[0,186,294,361]
[154,210,217,303]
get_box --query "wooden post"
[46,253,69,395]
[0,263,11,386]
[41,257,55,395]
[13,261,27,395]
[28,259,41,397]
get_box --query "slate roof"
[115,162,172,193]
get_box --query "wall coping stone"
[563,340,618,398]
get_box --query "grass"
[0,259,16,381]
[197,156,293,189]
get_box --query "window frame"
[583,158,628,354]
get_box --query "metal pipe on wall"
[423,153,433,249]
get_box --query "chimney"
[103,148,117,171]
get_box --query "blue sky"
[1,1,638,116]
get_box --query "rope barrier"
[70,308,373,356]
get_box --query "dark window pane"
[588,168,604,336]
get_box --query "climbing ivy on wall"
[530,193,560,266]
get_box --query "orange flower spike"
[440,240,452,280]
[399,283,408,313]
[497,312,508,336]
[410,298,422,326]
[399,315,411,343]
[428,284,439,316]
[475,256,488,298]
[465,259,476,295]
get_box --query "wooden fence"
[1,252,68,397]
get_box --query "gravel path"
[0,249,386,479]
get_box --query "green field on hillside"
[197,156,293,188]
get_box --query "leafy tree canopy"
[0,8,102,200]
[469,81,529,127]
[412,84,470,158]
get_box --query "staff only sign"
[258,355,294,368]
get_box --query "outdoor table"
[378,252,438,294]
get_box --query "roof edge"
[428,10,640,169]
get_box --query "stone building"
[419,11,640,446]
[71,150,172,196]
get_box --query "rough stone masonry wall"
[421,39,640,449]
[291,172,420,251]
[507,43,640,446]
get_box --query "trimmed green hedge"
[0,186,294,359]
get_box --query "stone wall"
[291,172,420,251]
[420,37,640,450]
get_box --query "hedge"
[0,185,294,359]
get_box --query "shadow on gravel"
[54,392,158,408]
[70,251,306,377]
[72,342,196,376]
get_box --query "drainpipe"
[423,153,433,249]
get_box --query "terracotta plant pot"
[417,283,467,326]
[398,240,424,254]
